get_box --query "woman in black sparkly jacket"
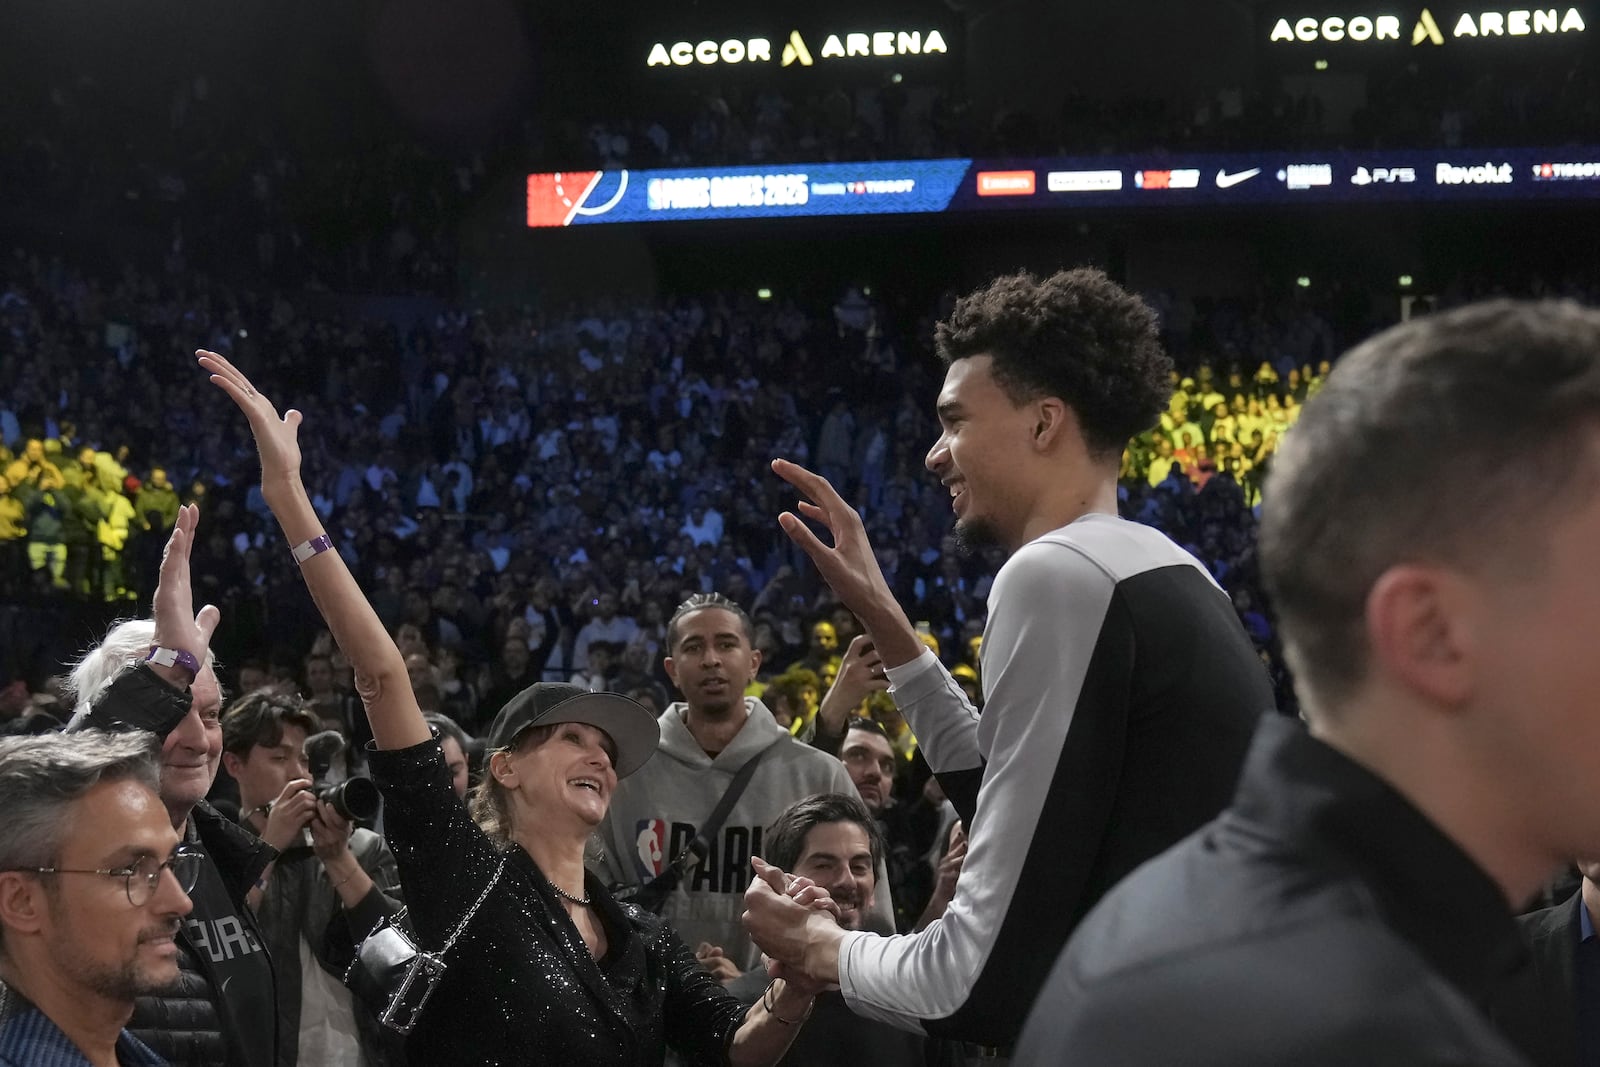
[202,351,833,1066]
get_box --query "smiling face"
[159,665,223,826]
[791,821,876,931]
[495,722,618,832]
[926,355,1047,553]
[6,779,193,1004]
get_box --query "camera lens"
[316,775,381,823]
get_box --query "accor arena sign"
[646,28,949,69]
[1268,6,1586,43]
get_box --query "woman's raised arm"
[198,349,429,750]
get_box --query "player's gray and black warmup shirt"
[841,513,1274,1046]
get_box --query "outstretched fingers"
[772,459,850,516]
[777,510,832,564]
[198,350,270,416]
[159,504,204,589]
[773,460,865,541]
[157,515,188,584]
[196,349,249,391]
[175,504,198,565]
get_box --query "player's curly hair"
[934,268,1173,457]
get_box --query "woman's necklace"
[550,880,592,907]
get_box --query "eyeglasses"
[12,844,204,906]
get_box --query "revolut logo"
[1269,7,1586,44]
[1435,161,1514,184]
[647,28,949,68]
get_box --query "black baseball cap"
[484,683,659,779]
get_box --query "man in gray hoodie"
[592,593,863,974]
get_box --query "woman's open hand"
[197,350,304,492]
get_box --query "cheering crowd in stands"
[0,242,1333,729]
[9,243,1600,1067]
[8,243,1600,729]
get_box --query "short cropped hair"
[0,731,161,875]
[935,268,1173,457]
[1261,299,1600,709]
[665,593,756,653]
[764,792,884,874]
[844,716,893,744]
[221,691,323,758]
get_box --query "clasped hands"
[742,856,848,995]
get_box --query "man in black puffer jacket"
[67,505,279,1067]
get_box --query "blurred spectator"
[571,591,639,675]
[136,468,182,531]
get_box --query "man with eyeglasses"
[67,506,279,1067]
[0,730,200,1066]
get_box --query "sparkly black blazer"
[369,738,746,1066]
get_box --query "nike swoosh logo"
[1215,168,1261,188]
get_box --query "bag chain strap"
[433,853,509,956]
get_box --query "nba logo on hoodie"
[634,819,669,878]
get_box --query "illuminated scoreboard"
[526,147,1600,228]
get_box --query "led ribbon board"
[527,147,1600,227]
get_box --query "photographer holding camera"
[221,691,404,1067]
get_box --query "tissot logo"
[1534,161,1600,180]
[1269,7,1586,44]
[647,28,949,68]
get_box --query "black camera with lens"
[304,730,382,823]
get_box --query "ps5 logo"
[1351,166,1416,184]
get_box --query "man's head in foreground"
[1262,298,1600,901]
[0,732,194,1015]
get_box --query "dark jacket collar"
[1232,714,1530,1010]
[188,800,277,905]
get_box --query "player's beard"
[953,516,1001,556]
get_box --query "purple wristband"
[291,534,334,565]
[145,646,201,681]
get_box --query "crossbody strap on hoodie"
[628,744,772,910]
